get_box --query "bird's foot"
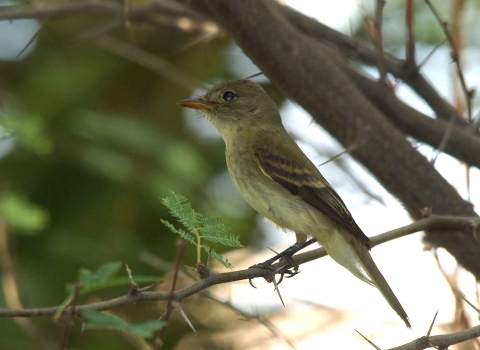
[248,238,317,287]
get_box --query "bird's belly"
[230,167,331,239]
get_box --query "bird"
[177,79,411,328]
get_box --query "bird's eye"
[222,91,236,101]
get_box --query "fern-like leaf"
[161,193,201,232]
[161,192,242,269]
[203,242,233,269]
[199,217,243,247]
[160,219,196,245]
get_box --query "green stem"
[195,229,201,264]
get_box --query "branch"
[94,36,202,90]
[279,5,467,126]
[0,214,478,319]
[343,68,480,169]
[157,240,187,342]
[389,324,480,350]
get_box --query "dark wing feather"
[254,145,370,247]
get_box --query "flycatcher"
[178,79,410,328]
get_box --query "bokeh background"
[0,0,479,349]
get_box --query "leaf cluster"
[161,192,243,268]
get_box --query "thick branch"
[344,68,480,169]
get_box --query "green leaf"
[160,220,196,245]
[161,192,242,269]
[91,261,123,282]
[161,192,201,232]
[78,261,122,290]
[59,262,161,321]
[199,216,242,247]
[83,310,166,338]
[211,250,233,269]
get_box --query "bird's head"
[177,79,281,134]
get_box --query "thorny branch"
[0,214,478,319]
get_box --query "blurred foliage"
[83,310,167,344]
[0,7,259,349]
[0,191,49,233]
[0,113,53,155]
[0,0,478,349]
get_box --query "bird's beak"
[177,98,220,110]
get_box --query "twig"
[157,240,188,342]
[405,0,416,68]
[430,114,456,165]
[69,19,122,45]
[94,35,202,91]
[431,250,472,334]
[317,144,357,167]
[374,0,388,85]
[418,38,447,69]
[452,288,480,314]
[423,0,472,121]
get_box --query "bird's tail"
[354,244,411,328]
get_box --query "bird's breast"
[225,146,331,236]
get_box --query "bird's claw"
[248,257,299,288]
[247,239,316,288]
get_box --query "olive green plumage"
[178,79,410,328]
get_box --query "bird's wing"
[253,137,370,247]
